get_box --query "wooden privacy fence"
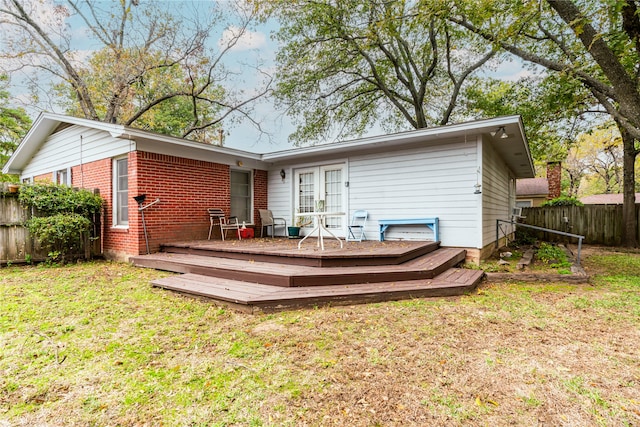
[520,204,640,246]
[1,187,102,265]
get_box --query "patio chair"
[346,210,368,242]
[208,208,241,241]
[258,209,287,237]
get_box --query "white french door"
[294,164,345,231]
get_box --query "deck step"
[132,247,466,287]
[160,240,440,267]
[151,268,484,313]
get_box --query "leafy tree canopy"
[1,0,270,141]
[265,0,496,145]
[447,0,640,246]
[0,74,31,181]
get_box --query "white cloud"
[218,27,267,52]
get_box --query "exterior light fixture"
[280,169,286,181]
[490,126,509,139]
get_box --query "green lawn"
[1,249,639,426]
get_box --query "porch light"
[490,126,509,139]
[280,169,286,181]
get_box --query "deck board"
[152,268,484,312]
[160,240,440,267]
[132,247,465,287]
[138,240,483,312]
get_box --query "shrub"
[19,184,102,217]
[541,196,584,207]
[536,242,571,269]
[25,213,91,262]
[19,184,103,263]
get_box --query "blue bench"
[378,218,439,242]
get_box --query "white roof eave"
[3,113,535,178]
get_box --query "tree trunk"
[618,124,638,247]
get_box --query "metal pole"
[496,219,586,266]
[140,209,149,254]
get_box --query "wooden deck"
[159,239,440,267]
[131,239,483,313]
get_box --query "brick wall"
[71,157,130,259]
[33,173,52,183]
[253,169,268,233]
[131,151,233,255]
[65,151,268,260]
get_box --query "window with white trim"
[55,168,69,185]
[230,170,252,224]
[113,157,129,226]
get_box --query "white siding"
[269,139,482,247]
[481,136,513,248]
[21,125,133,178]
[348,141,480,246]
[268,167,294,227]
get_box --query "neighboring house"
[3,113,534,263]
[580,193,640,205]
[516,161,561,207]
[516,178,548,207]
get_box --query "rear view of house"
[3,113,534,263]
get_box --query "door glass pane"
[324,169,342,228]
[230,170,251,223]
[298,172,315,215]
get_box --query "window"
[55,169,69,185]
[230,170,252,224]
[516,200,532,208]
[113,157,129,226]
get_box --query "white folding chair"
[207,208,241,240]
[346,210,368,242]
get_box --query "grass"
[1,249,640,426]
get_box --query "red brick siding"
[71,157,133,259]
[63,150,267,259]
[33,173,52,183]
[253,169,268,232]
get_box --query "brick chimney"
[547,161,562,199]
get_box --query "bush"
[25,213,91,262]
[19,184,103,216]
[536,242,571,269]
[19,184,103,263]
[541,196,584,207]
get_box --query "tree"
[566,124,624,196]
[0,0,271,140]
[264,0,495,145]
[448,0,640,246]
[462,72,594,163]
[0,74,31,181]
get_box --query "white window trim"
[53,167,71,186]
[516,199,533,208]
[112,156,129,228]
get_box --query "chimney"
[547,161,562,199]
